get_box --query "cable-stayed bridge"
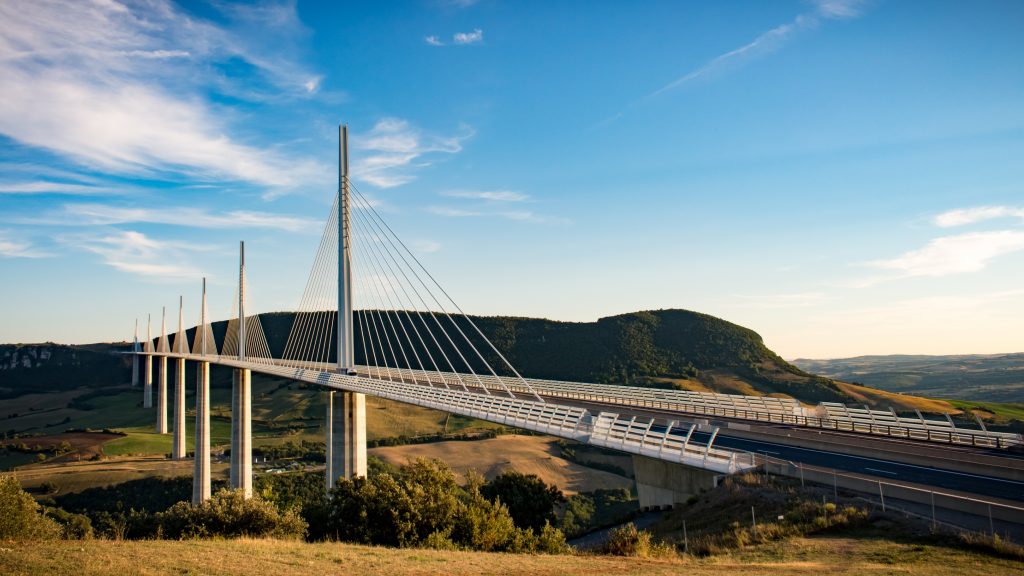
[130,125,1023,517]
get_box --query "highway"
[520,390,1024,503]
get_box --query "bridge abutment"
[156,356,168,434]
[172,358,186,459]
[325,390,367,492]
[193,361,211,504]
[632,454,720,509]
[143,355,153,408]
[230,368,252,497]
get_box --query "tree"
[481,471,563,533]
[0,474,61,540]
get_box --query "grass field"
[11,456,230,495]
[369,435,633,495]
[0,534,1020,576]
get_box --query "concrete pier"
[132,354,138,388]
[156,356,168,434]
[230,368,252,497]
[633,455,719,509]
[192,361,211,504]
[326,390,367,491]
[143,355,153,408]
[172,358,186,459]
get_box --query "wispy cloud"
[649,1,865,98]
[0,181,119,196]
[453,29,484,45]
[597,0,867,127]
[0,229,50,258]
[426,206,568,224]
[867,230,1024,278]
[48,204,318,232]
[441,190,529,202]
[933,205,1024,228]
[354,118,473,188]
[61,230,205,280]
[0,0,324,192]
[426,28,484,46]
[410,239,441,253]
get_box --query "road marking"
[864,467,898,476]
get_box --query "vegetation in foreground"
[2,532,1023,576]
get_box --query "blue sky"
[1,0,1023,358]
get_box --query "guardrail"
[140,353,1023,449]
[762,456,1024,540]
[353,365,1022,449]
[207,357,754,475]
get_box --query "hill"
[792,354,1024,404]
[3,309,963,411]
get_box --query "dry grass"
[835,382,958,413]
[11,456,229,495]
[369,435,632,495]
[1,535,1021,576]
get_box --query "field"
[11,456,230,494]
[369,435,632,495]
[1,534,1020,576]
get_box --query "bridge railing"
[204,357,754,475]
[354,364,1023,449]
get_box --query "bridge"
[130,125,1023,523]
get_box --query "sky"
[1,0,1023,359]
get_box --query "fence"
[762,456,1024,541]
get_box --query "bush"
[42,506,93,539]
[0,474,61,540]
[323,458,571,553]
[481,471,563,534]
[158,489,307,540]
[600,523,652,557]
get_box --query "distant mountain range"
[791,354,1024,404]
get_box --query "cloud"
[52,204,318,232]
[453,29,484,45]
[426,206,568,224]
[616,0,868,112]
[425,35,444,46]
[933,206,1024,228]
[0,229,50,258]
[867,230,1024,278]
[0,181,118,196]
[354,118,473,188]
[442,190,529,202]
[0,0,323,192]
[410,239,441,253]
[62,230,204,280]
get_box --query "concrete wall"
[632,454,719,509]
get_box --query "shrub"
[158,489,307,540]
[481,471,563,534]
[0,474,61,540]
[600,523,652,557]
[43,506,93,539]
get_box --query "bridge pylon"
[230,242,253,498]
[156,306,168,434]
[143,314,153,408]
[326,122,367,492]
[172,296,187,459]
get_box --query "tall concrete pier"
[172,358,186,458]
[229,244,253,498]
[230,368,252,497]
[325,123,368,493]
[156,355,168,434]
[193,360,211,503]
[192,278,212,504]
[143,314,153,408]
